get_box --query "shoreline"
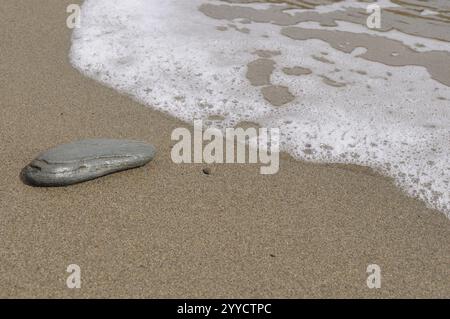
[0,0,449,298]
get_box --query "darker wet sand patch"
[253,49,281,58]
[312,54,335,64]
[234,120,261,130]
[261,85,295,106]
[207,114,227,121]
[216,26,228,31]
[352,69,367,75]
[320,75,347,87]
[200,2,450,42]
[174,95,186,102]
[282,66,312,76]
[282,26,450,87]
[246,58,276,86]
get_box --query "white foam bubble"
[70,0,450,216]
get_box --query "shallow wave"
[70,0,450,216]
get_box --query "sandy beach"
[0,0,449,298]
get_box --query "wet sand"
[0,0,449,298]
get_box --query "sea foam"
[70,0,450,216]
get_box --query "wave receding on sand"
[70,0,450,216]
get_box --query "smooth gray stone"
[21,139,156,187]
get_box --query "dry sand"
[0,0,449,298]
